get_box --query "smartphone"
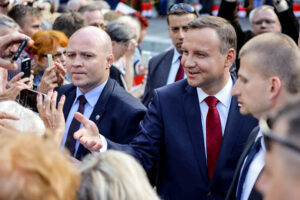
[18,89,46,113]
[47,54,54,68]
[141,50,151,67]
[11,38,28,62]
[21,58,31,78]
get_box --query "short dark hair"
[105,21,135,43]
[53,12,87,38]
[7,4,41,28]
[188,16,237,54]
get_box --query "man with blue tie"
[56,26,146,160]
[227,32,300,200]
[71,16,257,200]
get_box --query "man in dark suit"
[218,0,299,73]
[142,3,198,106]
[72,16,257,200]
[57,26,146,160]
[228,32,300,200]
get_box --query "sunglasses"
[0,1,9,8]
[260,118,300,153]
[168,3,198,15]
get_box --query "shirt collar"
[75,79,108,108]
[196,75,233,108]
[257,129,266,152]
[172,48,181,64]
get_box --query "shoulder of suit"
[149,48,174,62]
[155,79,189,95]
[56,83,76,95]
[109,82,147,111]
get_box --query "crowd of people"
[0,0,300,199]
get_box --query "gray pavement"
[141,16,251,56]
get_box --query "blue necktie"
[236,137,262,200]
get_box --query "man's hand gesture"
[73,112,103,152]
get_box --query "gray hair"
[0,100,45,136]
[0,14,20,31]
[105,21,135,43]
[78,150,160,200]
[249,5,276,23]
[115,16,140,41]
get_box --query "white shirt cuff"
[91,134,108,156]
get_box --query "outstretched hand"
[37,89,66,147]
[73,112,103,152]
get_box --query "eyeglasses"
[0,1,9,8]
[260,118,300,154]
[168,3,198,15]
[252,19,276,25]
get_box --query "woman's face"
[34,46,66,70]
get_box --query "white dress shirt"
[196,76,233,158]
[166,48,186,84]
[238,129,265,200]
[62,80,107,157]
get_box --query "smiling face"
[65,28,113,94]
[181,27,233,95]
[232,53,272,118]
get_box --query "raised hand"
[73,112,103,152]
[37,89,66,147]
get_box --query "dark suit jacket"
[56,78,147,160]
[142,48,174,106]
[109,78,258,200]
[226,126,263,200]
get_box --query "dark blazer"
[226,126,263,200]
[57,78,147,160]
[109,78,258,200]
[142,48,174,106]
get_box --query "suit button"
[206,191,211,196]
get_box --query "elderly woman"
[30,30,68,93]
[78,150,160,200]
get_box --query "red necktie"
[175,56,184,82]
[205,96,222,180]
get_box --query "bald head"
[66,26,114,94]
[70,26,112,54]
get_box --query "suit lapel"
[156,49,174,86]
[63,86,76,120]
[76,78,115,159]
[183,84,209,184]
[89,78,115,125]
